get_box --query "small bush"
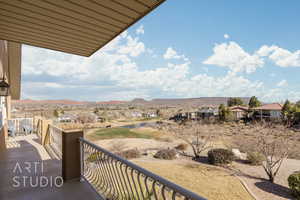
[86,152,101,163]
[117,149,141,160]
[154,149,177,160]
[247,152,264,165]
[208,148,235,165]
[175,143,188,151]
[288,172,300,199]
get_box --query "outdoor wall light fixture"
[0,76,10,96]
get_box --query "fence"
[79,138,206,200]
[8,118,33,136]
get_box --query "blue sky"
[21,0,300,102]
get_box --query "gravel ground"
[233,159,300,200]
[94,138,178,151]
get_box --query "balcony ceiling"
[0,0,165,57]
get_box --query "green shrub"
[208,148,235,165]
[154,149,177,160]
[86,152,102,163]
[247,152,264,166]
[117,149,141,160]
[288,172,300,199]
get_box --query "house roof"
[198,107,219,113]
[229,106,248,111]
[0,0,165,57]
[254,103,283,111]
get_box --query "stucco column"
[62,129,83,181]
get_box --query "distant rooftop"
[254,103,283,111]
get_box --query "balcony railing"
[79,138,207,200]
[8,117,33,136]
[44,124,63,159]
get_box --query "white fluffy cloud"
[224,34,230,39]
[256,45,300,67]
[277,80,288,87]
[163,47,188,61]
[117,35,145,57]
[204,42,300,74]
[136,25,144,35]
[21,29,300,102]
[203,42,264,74]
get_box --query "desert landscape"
[10,97,300,200]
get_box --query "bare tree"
[238,123,290,183]
[77,113,97,123]
[257,127,289,183]
[161,121,218,159]
[109,141,126,153]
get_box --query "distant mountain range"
[12,99,126,105]
[12,99,93,105]
[13,97,251,107]
[130,97,251,106]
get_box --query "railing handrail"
[79,137,207,200]
[9,117,33,119]
[48,124,63,132]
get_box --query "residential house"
[254,103,283,120]
[229,106,248,121]
[58,114,77,123]
[197,107,219,120]
[131,111,143,118]
[169,112,188,121]
[142,112,158,118]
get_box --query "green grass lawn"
[91,128,153,140]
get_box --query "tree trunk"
[268,174,274,183]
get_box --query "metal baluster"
[137,172,146,199]
[119,163,132,199]
[80,139,84,182]
[125,166,136,200]
[172,191,177,200]
[113,161,127,199]
[106,157,122,199]
[130,169,141,200]
[144,177,151,198]
[152,180,159,200]
[161,185,167,200]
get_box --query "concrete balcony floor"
[0,134,100,200]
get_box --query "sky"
[21,0,300,102]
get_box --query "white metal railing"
[8,118,33,136]
[47,124,63,159]
[44,124,63,159]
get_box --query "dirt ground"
[233,159,300,200]
[94,138,176,151]
[86,123,300,200]
[133,159,255,200]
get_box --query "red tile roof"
[229,106,249,111]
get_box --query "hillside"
[12,99,94,105]
[12,97,250,107]
[130,97,250,106]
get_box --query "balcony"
[0,117,207,200]
[0,133,99,200]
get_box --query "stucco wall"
[0,40,8,78]
[0,40,8,151]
